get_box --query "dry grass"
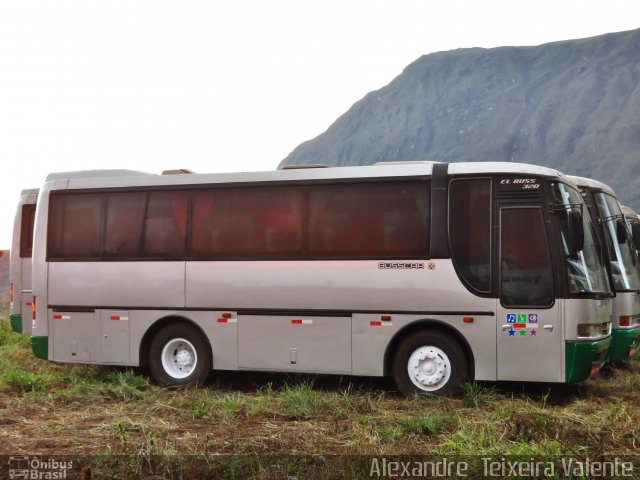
[1,315,639,462]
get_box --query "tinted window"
[104,192,147,258]
[551,183,609,294]
[48,181,430,261]
[594,192,640,291]
[500,208,554,307]
[48,194,104,259]
[142,191,188,258]
[190,186,304,258]
[20,204,36,258]
[449,179,491,292]
[308,182,428,258]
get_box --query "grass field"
[1,315,638,477]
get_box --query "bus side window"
[104,192,147,258]
[190,186,304,258]
[20,204,36,258]
[308,182,428,258]
[500,208,554,307]
[142,192,188,258]
[449,179,491,293]
[48,194,104,259]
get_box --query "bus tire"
[393,330,467,396]
[148,323,212,387]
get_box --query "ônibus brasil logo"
[8,456,73,479]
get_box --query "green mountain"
[281,29,640,209]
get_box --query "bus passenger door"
[496,206,563,382]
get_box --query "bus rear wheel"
[148,323,212,387]
[393,330,467,396]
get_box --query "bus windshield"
[553,183,610,295]
[625,214,640,254]
[595,192,640,291]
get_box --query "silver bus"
[568,176,640,362]
[30,162,612,395]
[9,188,38,334]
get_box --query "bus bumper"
[9,314,22,333]
[565,337,611,383]
[608,327,640,362]
[31,336,48,360]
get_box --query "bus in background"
[8,170,152,334]
[621,205,640,256]
[568,177,640,362]
[30,163,612,395]
[9,189,38,334]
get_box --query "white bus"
[568,176,640,362]
[9,188,38,334]
[30,162,613,395]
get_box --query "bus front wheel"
[393,330,467,396]
[148,323,212,387]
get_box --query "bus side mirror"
[568,211,584,255]
[616,218,628,244]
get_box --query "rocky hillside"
[281,29,640,209]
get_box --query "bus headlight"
[577,322,611,338]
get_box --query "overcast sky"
[0,0,638,248]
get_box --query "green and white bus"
[9,188,38,334]
[568,176,640,362]
[30,162,612,395]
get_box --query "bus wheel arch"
[384,320,474,396]
[140,315,212,387]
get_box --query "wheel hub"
[407,346,451,391]
[175,349,192,367]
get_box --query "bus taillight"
[9,283,13,307]
[31,296,36,321]
[619,316,631,327]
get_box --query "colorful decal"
[505,313,540,337]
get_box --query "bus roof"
[621,204,639,217]
[566,175,616,196]
[43,161,568,191]
[45,169,153,182]
[447,161,562,177]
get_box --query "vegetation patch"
[0,316,638,465]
